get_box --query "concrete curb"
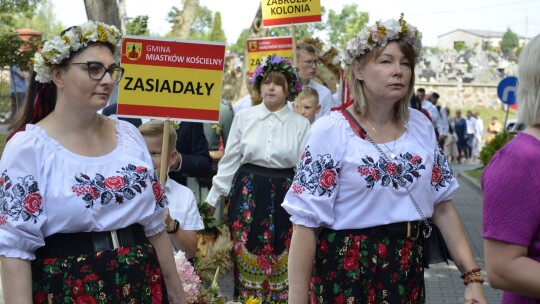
[458,171,483,194]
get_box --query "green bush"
[479,132,515,166]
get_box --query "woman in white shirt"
[283,15,486,303]
[0,21,186,303]
[205,55,310,302]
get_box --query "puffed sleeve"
[0,131,47,260]
[282,115,349,227]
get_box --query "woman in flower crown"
[205,54,310,301]
[0,21,186,303]
[283,15,487,303]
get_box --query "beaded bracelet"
[463,276,485,285]
[461,267,484,285]
[460,267,481,279]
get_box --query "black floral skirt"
[31,244,168,304]
[310,228,425,304]
[227,163,294,303]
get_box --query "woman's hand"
[464,282,487,304]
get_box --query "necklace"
[364,117,398,159]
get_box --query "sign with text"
[118,36,226,123]
[261,0,322,27]
[246,36,293,76]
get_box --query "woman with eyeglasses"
[0,21,187,303]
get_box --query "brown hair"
[252,70,290,107]
[347,40,417,122]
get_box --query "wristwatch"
[167,219,180,234]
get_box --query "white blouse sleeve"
[282,115,349,228]
[206,113,244,206]
[0,131,47,259]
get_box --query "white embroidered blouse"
[0,118,167,260]
[206,103,311,206]
[282,109,459,230]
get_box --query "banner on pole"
[261,0,322,27]
[118,36,226,123]
[246,36,293,76]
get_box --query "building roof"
[438,29,526,39]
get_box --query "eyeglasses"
[303,60,319,66]
[70,61,124,84]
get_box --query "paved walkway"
[0,152,501,302]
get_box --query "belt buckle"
[110,230,120,249]
[408,222,420,241]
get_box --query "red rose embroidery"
[319,169,337,189]
[104,176,126,191]
[385,162,398,176]
[23,192,41,214]
[0,176,4,186]
[135,166,147,173]
[432,166,443,183]
[152,182,163,202]
[411,155,422,164]
[343,249,359,270]
[378,243,388,259]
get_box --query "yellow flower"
[212,124,222,134]
[245,296,260,304]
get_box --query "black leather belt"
[357,221,421,240]
[35,224,149,259]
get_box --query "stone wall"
[416,82,503,110]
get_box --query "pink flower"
[174,251,201,303]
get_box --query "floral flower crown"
[33,20,122,83]
[252,55,303,100]
[341,13,422,70]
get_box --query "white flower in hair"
[32,20,122,83]
[340,13,422,70]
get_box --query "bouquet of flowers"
[174,250,201,303]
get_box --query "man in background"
[296,43,334,121]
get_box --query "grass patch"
[460,107,517,127]
[464,167,484,184]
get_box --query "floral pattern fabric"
[227,167,293,303]
[0,170,43,224]
[71,164,167,208]
[311,228,425,303]
[292,146,341,197]
[32,244,167,304]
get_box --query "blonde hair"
[138,120,177,151]
[346,40,416,122]
[517,34,540,127]
[295,85,319,105]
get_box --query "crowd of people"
[0,14,538,304]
